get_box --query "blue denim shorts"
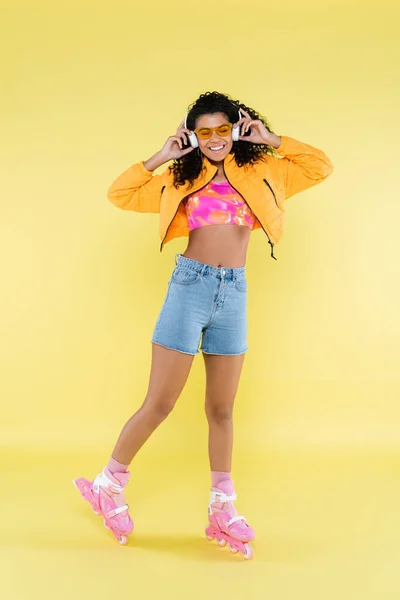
[151,254,248,356]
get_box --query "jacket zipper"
[223,168,277,260]
[160,170,278,261]
[159,185,168,252]
[263,178,279,208]
[159,175,217,252]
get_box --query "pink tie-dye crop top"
[184,180,256,231]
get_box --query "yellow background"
[1,0,399,598]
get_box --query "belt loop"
[201,264,206,277]
[175,253,179,265]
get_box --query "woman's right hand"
[159,119,196,161]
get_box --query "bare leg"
[111,343,195,465]
[203,352,246,472]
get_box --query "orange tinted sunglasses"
[193,123,233,139]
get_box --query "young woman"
[73,91,334,559]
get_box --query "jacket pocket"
[263,178,279,208]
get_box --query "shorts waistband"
[174,253,246,281]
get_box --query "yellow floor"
[1,449,399,600]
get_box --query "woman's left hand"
[234,108,276,145]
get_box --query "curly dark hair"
[168,91,278,190]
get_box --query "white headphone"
[184,107,242,148]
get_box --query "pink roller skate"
[73,467,134,545]
[205,479,255,560]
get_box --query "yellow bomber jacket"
[107,135,334,260]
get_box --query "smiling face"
[194,112,234,163]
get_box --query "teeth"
[210,146,223,151]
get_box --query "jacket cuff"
[138,160,155,177]
[274,135,292,156]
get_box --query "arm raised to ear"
[107,157,170,213]
[270,135,334,200]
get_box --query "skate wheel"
[243,543,254,560]
[229,544,239,554]
[117,535,128,545]
[217,538,227,547]
[104,519,128,545]
[93,508,100,515]
[206,533,214,541]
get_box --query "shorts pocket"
[171,267,201,286]
[234,278,247,293]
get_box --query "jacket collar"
[201,152,252,187]
[202,152,235,170]
[174,152,251,195]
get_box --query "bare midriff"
[181,178,254,268]
[182,224,251,268]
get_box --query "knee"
[205,402,233,426]
[142,395,176,423]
